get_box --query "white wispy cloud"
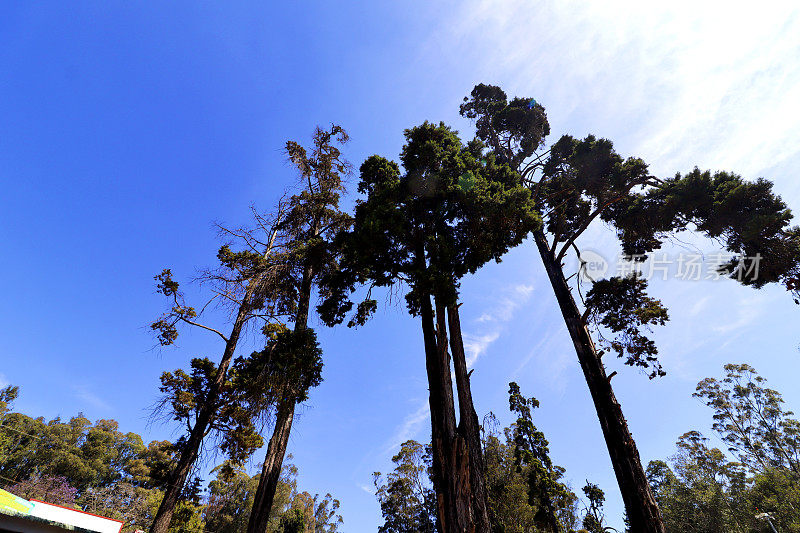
[462,283,536,369]
[435,1,800,194]
[688,296,711,318]
[0,373,8,389]
[463,331,501,367]
[712,294,766,335]
[72,385,112,412]
[476,284,534,324]
[382,400,430,455]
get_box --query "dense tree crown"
[320,121,540,324]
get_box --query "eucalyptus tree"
[373,440,437,533]
[245,125,352,533]
[694,364,800,481]
[319,121,539,532]
[459,83,800,533]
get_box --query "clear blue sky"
[2,2,799,531]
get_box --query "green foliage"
[158,357,264,464]
[607,169,800,287]
[284,491,343,533]
[483,417,580,533]
[235,326,324,409]
[203,461,259,533]
[649,364,800,532]
[483,426,540,533]
[0,411,157,493]
[373,440,437,533]
[580,482,607,533]
[694,363,800,476]
[507,382,575,532]
[459,83,550,168]
[585,274,669,378]
[278,508,306,533]
[320,120,540,324]
[0,386,341,532]
[150,269,196,347]
[377,387,586,533]
[647,433,753,532]
[81,481,159,532]
[0,385,19,417]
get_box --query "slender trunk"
[533,230,664,533]
[149,409,207,533]
[150,288,254,533]
[446,303,491,531]
[247,262,314,533]
[246,398,296,533]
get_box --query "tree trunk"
[533,230,665,533]
[150,288,254,533]
[421,293,474,533]
[246,398,296,533]
[149,408,208,533]
[247,262,314,533]
[446,303,492,531]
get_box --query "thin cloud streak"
[438,1,800,184]
[72,385,112,412]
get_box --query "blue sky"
[2,2,800,530]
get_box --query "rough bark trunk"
[533,230,665,533]
[421,293,472,533]
[246,398,296,533]
[246,262,314,533]
[149,409,207,533]
[446,304,491,532]
[150,288,254,533]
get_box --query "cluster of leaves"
[693,363,800,476]
[579,482,607,533]
[280,125,353,293]
[319,121,540,324]
[584,274,670,378]
[234,326,324,410]
[609,169,800,287]
[459,83,550,170]
[507,382,577,531]
[648,364,800,532]
[373,440,437,533]
[157,357,264,464]
[539,134,656,261]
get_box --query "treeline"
[374,365,800,533]
[648,364,800,532]
[0,385,342,533]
